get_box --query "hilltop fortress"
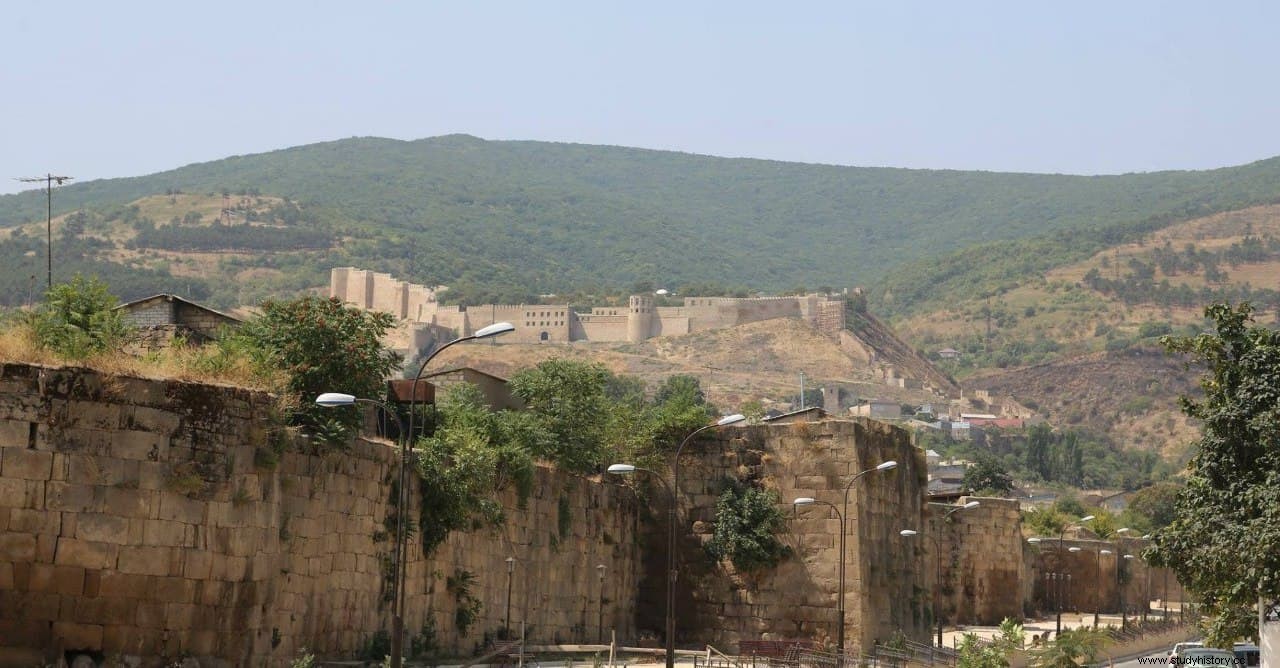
[330,267,849,347]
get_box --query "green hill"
[3,134,1280,309]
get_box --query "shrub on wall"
[27,275,129,359]
[706,478,789,572]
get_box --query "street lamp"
[323,320,514,668]
[597,564,607,644]
[607,412,745,668]
[901,499,979,646]
[1121,554,1135,630]
[791,459,897,665]
[1028,514,1095,636]
[505,557,516,636]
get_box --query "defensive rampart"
[0,363,640,666]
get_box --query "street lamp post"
[323,320,514,668]
[1121,554,1135,631]
[607,413,745,668]
[792,459,897,665]
[506,557,516,636]
[597,564,607,644]
[1028,514,1094,636]
[900,500,980,646]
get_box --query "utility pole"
[16,174,73,291]
[800,372,806,410]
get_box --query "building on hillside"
[115,294,242,350]
[417,367,524,412]
[763,406,828,424]
[937,348,961,359]
[849,399,901,420]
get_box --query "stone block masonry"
[0,363,640,666]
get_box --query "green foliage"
[1022,506,1068,537]
[27,275,128,359]
[10,136,1280,314]
[1123,481,1182,531]
[415,384,527,556]
[290,648,315,668]
[706,478,789,572]
[359,630,391,661]
[234,295,401,440]
[1149,302,1280,646]
[409,618,438,659]
[1028,627,1110,668]
[446,569,483,636]
[507,359,613,473]
[956,618,1024,668]
[962,455,1014,495]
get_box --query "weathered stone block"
[134,601,166,629]
[182,550,213,579]
[111,430,168,461]
[149,576,196,604]
[141,519,188,547]
[0,420,30,448]
[157,492,205,525]
[52,621,104,650]
[28,563,84,596]
[54,538,118,570]
[45,481,103,513]
[8,508,59,535]
[102,486,153,520]
[76,513,130,544]
[121,405,181,434]
[0,563,11,589]
[97,571,149,598]
[1,448,52,480]
[116,546,171,577]
[0,533,36,562]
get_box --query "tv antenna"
[16,174,73,291]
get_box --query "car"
[1232,643,1260,667]
[1171,648,1237,667]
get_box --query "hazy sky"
[3,1,1279,195]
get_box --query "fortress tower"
[626,294,654,343]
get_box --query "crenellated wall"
[0,363,640,667]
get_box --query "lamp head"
[1101,549,1113,555]
[474,321,516,339]
[315,392,356,407]
[1069,547,1082,552]
[1028,537,1042,544]
[792,497,816,507]
[962,500,981,510]
[876,460,898,471]
[900,529,919,537]
[1141,534,1152,540]
[1080,514,1096,522]
[1117,527,1132,534]
[1123,554,1135,560]
[606,464,636,475]
[717,413,747,427]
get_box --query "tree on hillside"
[1148,302,1280,645]
[963,455,1015,496]
[1123,481,1182,531]
[507,358,613,473]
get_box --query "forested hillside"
[3,135,1280,310]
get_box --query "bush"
[27,276,128,359]
[706,478,789,572]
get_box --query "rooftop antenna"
[16,174,73,291]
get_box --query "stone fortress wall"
[0,362,1187,665]
[0,363,640,666]
[329,267,848,349]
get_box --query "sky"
[3,1,1279,195]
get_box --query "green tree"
[1026,424,1053,480]
[1149,302,1280,646]
[1028,627,1110,668]
[706,478,789,572]
[235,296,401,438]
[507,358,613,473]
[1124,481,1182,531]
[963,456,1015,496]
[28,275,129,359]
[956,618,1024,668]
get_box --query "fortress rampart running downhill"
[329,267,849,349]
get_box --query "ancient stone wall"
[0,363,639,666]
[928,498,1024,626]
[649,418,930,654]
